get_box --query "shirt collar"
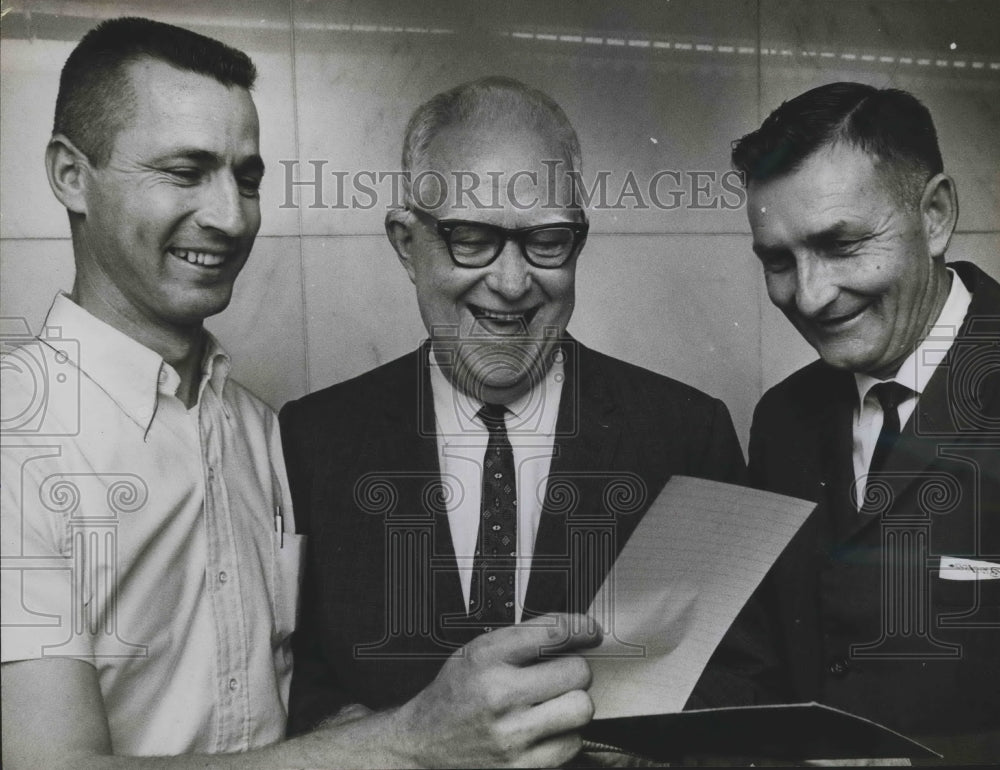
[429,345,565,442]
[854,266,973,406]
[197,333,232,409]
[41,293,231,433]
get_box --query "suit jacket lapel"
[815,369,865,544]
[838,262,1000,542]
[357,345,468,641]
[524,339,622,616]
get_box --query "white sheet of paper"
[586,475,815,719]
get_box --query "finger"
[479,614,602,665]
[497,732,584,769]
[502,655,593,708]
[319,702,373,727]
[503,689,594,751]
[537,613,604,655]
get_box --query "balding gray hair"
[400,76,583,208]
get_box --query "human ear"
[45,134,92,216]
[385,209,419,284]
[919,172,958,260]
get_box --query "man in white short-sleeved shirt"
[2,293,302,755]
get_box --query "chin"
[173,290,235,323]
[815,347,882,374]
[453,356,539,401]
[457,366,529,400]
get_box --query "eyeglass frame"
[407,206,589,269]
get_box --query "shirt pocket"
[270,531,306,647]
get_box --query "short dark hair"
[54,16,257,165]
[731,82,942,206]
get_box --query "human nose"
[483,239,531,300]
[195,174,256,237]
[793,256,838,317]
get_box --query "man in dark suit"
[733,81,1000,762]
[281,77,760,747]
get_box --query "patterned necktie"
[860,381,913,513]
[468,403,517,631]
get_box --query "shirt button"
[218,571,228,583]
[228,678,238,691]
[207,467,216,481]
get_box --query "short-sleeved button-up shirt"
[1,293,303,756]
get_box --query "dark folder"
[586,702,940,761]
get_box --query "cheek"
[849,261,908,303]
[117,193,184,246]
[241,199,262,235]
[539,270,575,304]
[416,270,472,317]
[764,273,793,306]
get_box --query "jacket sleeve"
[693,397,748,487]
[279,400,357,735]
[285,547,357,735]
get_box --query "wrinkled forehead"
[415,121,582,222]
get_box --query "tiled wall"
[3,0,999,449]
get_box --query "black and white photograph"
[2,1,998,766]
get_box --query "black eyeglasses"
[409,207,588,269]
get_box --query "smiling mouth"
[815,305,867,331]
[468,303,539,334]
[168,248,228,268]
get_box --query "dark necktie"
[868,381,913,478]
[860,381,913,513]
[468,403,517,631]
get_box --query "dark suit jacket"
[281,338,764,734]
[748,261,1000,763]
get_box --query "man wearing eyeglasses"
[279,77,761,752]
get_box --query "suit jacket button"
[828,658,850,677]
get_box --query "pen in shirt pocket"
[270,464,286,548]
[274,504,284,549]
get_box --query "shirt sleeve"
[1,443,96,664]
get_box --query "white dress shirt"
[1,294,303,756]
[429,349,565,622]
[852,268,973,506]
